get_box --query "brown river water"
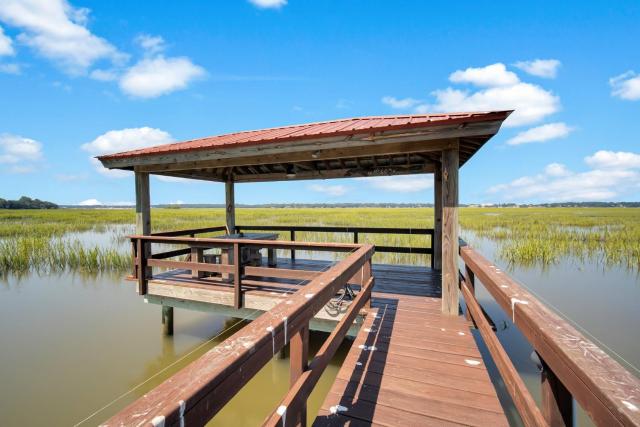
[0,229,638,426]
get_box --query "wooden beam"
[135,171,151,294]
[541,359,573,426]
[441,143,459,315]
[136,138,457,174]
[225,179,235,234]
[433,164,442,271]
[232,163,435,183]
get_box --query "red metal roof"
[98,111,511,161]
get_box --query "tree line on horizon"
[0,196,58,209]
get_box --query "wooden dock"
[315,290,507,426]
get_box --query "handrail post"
[541,357,573,427]
[290,230,296,262]
[353,231,358,244]
[136,238,148,295]
[289,322,309,427]
[233,243,242,309]
[464,263,475,322]
[131,240,138,279]
[363,258,372,309]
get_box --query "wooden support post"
[162,305,174,336]
[464,264,475,322]
[290,230,296,261]
[363,258,372,309]
[233,243,242,309]
[225,179,235,235]
[433,164,443,271]
[191,247,204,278]
[135,171,151,295]
[441,145,459,315]
[353,231,359,244]
[289,323,309,427]
[541,359,573,427]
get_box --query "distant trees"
[0,196,58,209]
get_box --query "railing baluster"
[353,231,358,244]
[541,358,573,427]
[464,263,475,322]
[136,238,148,295]
[233,243,242,309]
[289,322,309,427]
[131,240,138,278]
[290,230,296,261]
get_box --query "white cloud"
[0,62,20,74]
[135,34,165,55]
[609,71,640,101]
[429,82,560,127]
[249,0,287,9]
[78,198,102,206]
[0,0,125,74]
[0,25,14,55]
[488,151,640,202]
[381,96,422,109]
[308,183,348,197]
[169,200,184,205]
[449,63,519,87]
[507,122,573,145]
[82,127,173,177]
[119,56,205,98]
[0,133,43,173]
[386,62,561,128]
[544,163,570,177]
[360,176,432,193]
[584,150,640,170]
[513,59,561,78]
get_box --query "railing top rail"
[128,235,362,252]
[151,225,227,237]
[236,224,434,234]
[459,243,640,426]
[104,243,375,426]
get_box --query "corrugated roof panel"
[98,111,511,161]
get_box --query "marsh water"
[0,227,639,426]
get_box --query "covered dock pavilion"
[97,111,640,427]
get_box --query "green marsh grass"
[0,207,638,275]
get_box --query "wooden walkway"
[314,265,508,426]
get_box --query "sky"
[0,0,639,206]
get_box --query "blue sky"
[0,0,639,205]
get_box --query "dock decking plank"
[314,263,507,427]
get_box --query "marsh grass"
[0,207,638,274]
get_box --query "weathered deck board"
[314,272,507,427]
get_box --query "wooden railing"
[459,240,640,427]
[235,224,434,266]
[106,242,375,427]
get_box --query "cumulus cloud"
[381,96,422,109]
[308,183,348,197]
[78,198,102,206]
[507,122,573,145]
[360,176,432,193]
[488,150,640,202]
[385,62,561,128]
[513,59,561,78]
[119,55,205,98]
[449,63,519,87]
[135,34,165,55]
[249,0,287,9]
[0,133,43,173]
[0,62,19,74]
[609,71,640,101]
[584,150,640,170]
[81,127,173,177]
[0,0,125,74]
[0,25,14,55]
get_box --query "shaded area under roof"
[98,111,511,183]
